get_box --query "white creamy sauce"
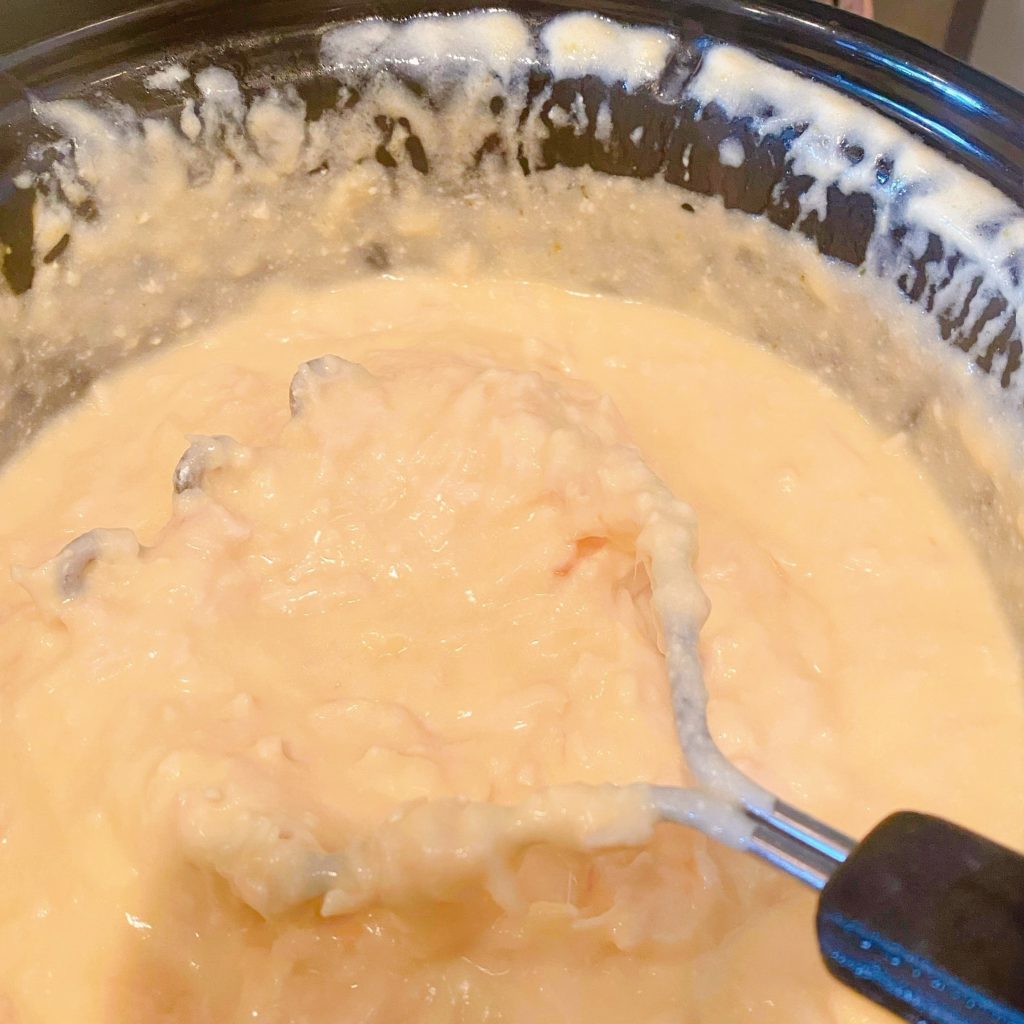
[717,137,745,169]
[539,12,672,88]
[144,64,191,92]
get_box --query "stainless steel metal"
[172,434,244,494]
[53,528,104,597]
[745,800,858,890]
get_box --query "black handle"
[817,812,1024,1024]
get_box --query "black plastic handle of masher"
[816,812,1024,1023]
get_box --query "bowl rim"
[2,0,1023,206]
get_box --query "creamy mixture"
[0,276,1021,1023]
[1,8,1024,1024]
